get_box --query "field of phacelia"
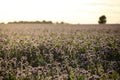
[0,24,120,80]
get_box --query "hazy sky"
[0,0,120,24]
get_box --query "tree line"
[7,20,53,24]
[0,15,107,24]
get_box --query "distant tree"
[42,20,46,23]
[98,15,107,24]
[60,21,64,24]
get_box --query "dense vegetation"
[0,24,120,80]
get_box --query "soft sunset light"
[0,0,120,24]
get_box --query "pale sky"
[0,0,120,24]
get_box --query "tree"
[98,15,107,24]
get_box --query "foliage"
[98,15,107,24]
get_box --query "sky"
[0,0,120,24]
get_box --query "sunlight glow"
[0,0,120,24]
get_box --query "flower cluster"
[0,24,120,80]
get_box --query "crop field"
[0,24,120,80]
